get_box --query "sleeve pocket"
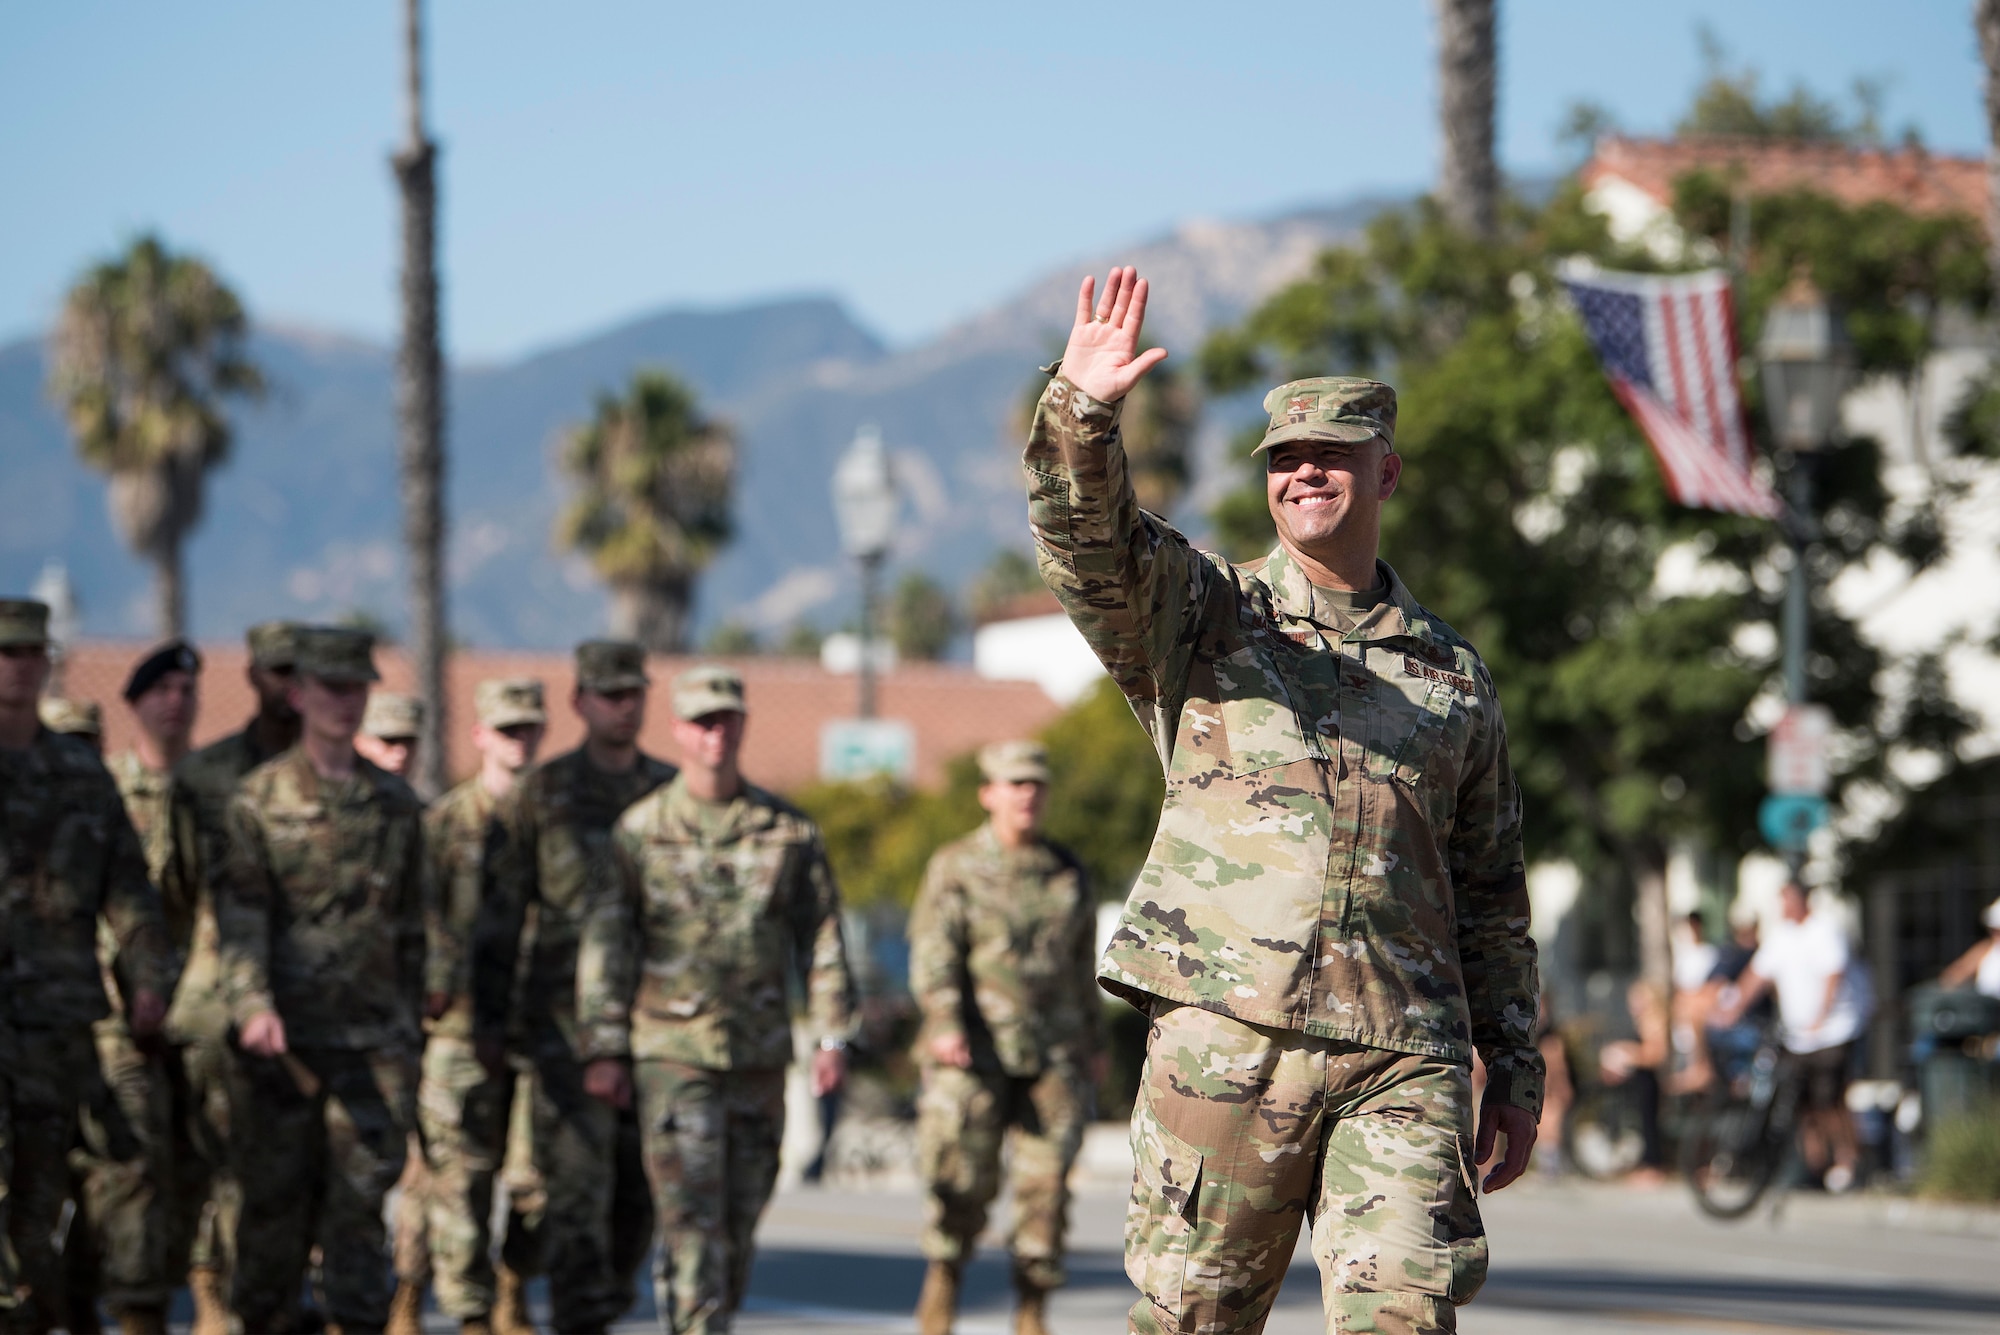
[1125,1088,1204,1328]
[1027,469,1073,554]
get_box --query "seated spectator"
[1939,899,2000,999]
[1598,978,1671,1184]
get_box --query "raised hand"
[1057,266,1168,404]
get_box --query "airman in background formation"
[474,641,672,1335]
[391,678,549,1335]
[0,600,172,1335]
[357,691,425,781]
[578,664,854,1335]
[36,695,102,743]
[214,626,430,1333]
[1029,269,1542,1335]
[166,620,302,1332]
[908,740,1101,1335]
[70,642,203,1335]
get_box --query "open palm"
[1059,266,1168,403]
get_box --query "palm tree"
[49,235,263,637]
[1435,0,1498,239]
[1979,0,2000,309]
[556,370,735,651]
[394,0,448,798]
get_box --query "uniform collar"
[1253,545,1438,646]
[659,772,773,841]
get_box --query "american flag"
[1559,264,1782,519]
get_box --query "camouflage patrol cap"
[575,640,649,694]
[294,625,380,684]
[475,677,547,729]
[38,696,101,737]
[361,691,423,740]
[671,664,746,720]
[978,739,1051,785]
[245,621,304,671]
[0,599,51,649]
[1255,377,1397,454]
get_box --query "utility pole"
[394,0,447,798]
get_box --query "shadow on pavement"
[1481,1267,2000,1321]
[747,1245,1139,1314]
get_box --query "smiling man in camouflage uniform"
[576,664,854,1335]
[214,625,430,1334]
[0,599,172,1335]
[474,641,673,1334]
[908,739,1102,1335]
[1025,270,1541,1335]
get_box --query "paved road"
[380,1165,2000,1334]
[702,1175,2000,1335]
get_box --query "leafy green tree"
[556,370,734,652]
[704,621,761,655]
[889,571,958,660]
[1676,29,1883,144]
[779,621,825,658]
[49,234,264,637]
[967,549,1045,624]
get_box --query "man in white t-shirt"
[1718,882,1869,1191]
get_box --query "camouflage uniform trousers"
[635,1060,787,1335]
[528,1041,653,1333]
[67,1024,199,1320]
[390,1040,546,1318]
[915,1061,1089,1290]
[1126,1004,1486,1335]
[228,1044,418,1333]
[0,1074,18,1317]
[176,1037,242,1281]
[6,1026,99,1334]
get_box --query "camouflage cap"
[294,625,380,684]
[361,691,423,739]
[245,620,304,671]
[0,599,51,649]
[978,739,1051,785]
[671,664,746,720]
[575,639,649,694]
[475,677,547,729]
[1255,377,1397,454]
[38,696,101,737]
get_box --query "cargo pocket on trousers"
[1126,1089,1203,1329]
[1444,1130,1490,1306]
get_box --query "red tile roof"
[1582,135,1988,225]
[53,642,1064,792]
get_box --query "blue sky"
[1,1,1984,360]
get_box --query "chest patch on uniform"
[1404,657,1476,694]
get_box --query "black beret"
[123,640,202,702]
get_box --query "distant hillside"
[0,198,1388,648]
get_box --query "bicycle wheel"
[1681,1092,1781,1219]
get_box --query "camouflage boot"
[914,1260,962,1335]
[188,1265,231,1335]
[492,1265,536,1335]
[386,1280,426,1335]
[115,1308,169,1335]
[1012,1270,1051,1335]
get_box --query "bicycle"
[1680,1023,1800,1219]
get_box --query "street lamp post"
[1756,269,1853,706]
[1755,270,1852,874]
[831,424,899,719]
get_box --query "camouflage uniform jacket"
[908,822,1102,1076]
[215,746,430,1049]
[423,775,502,1040]
[104,750,190,1020]
[472,747,676,1054]
[164,723,288,1042]
[1025,376,1544,1114]
[575,775,855,1070]
[0,728,171,1029]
